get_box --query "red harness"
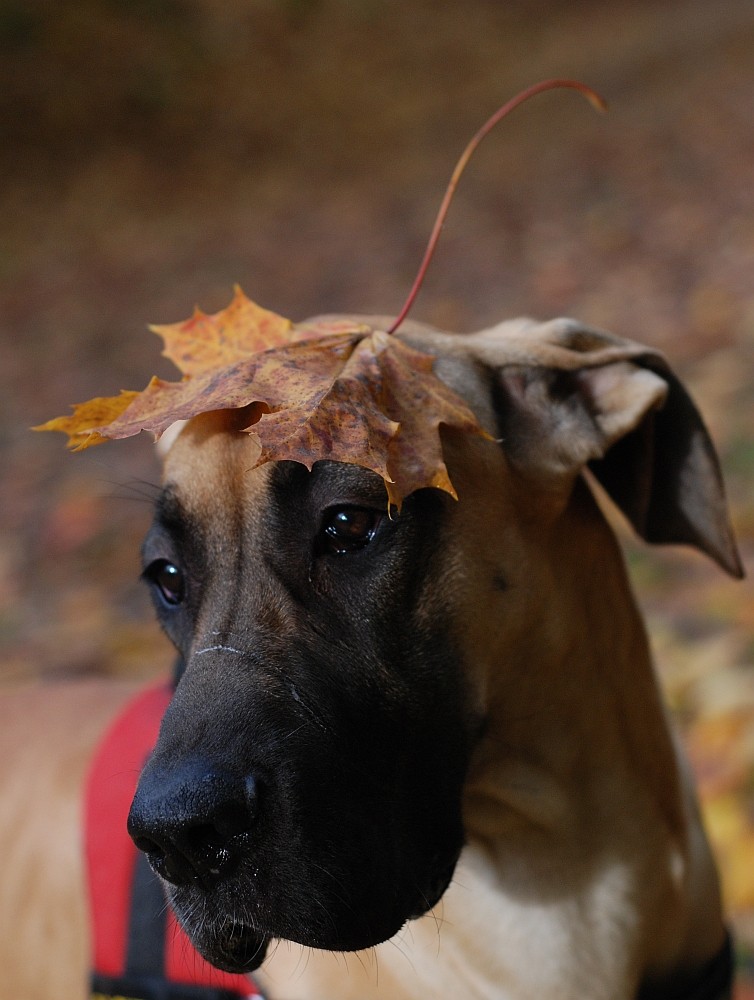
[85,682,263,1000]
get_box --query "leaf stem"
[386,78,607,335]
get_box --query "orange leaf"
[251,333,400,482]
[94,372,269,443]
[249,331,488,507]
[376,332,485,505]
[151,285,294,376]
[36,291,489,507]
[33,391,140,450]
[97,334,363,445]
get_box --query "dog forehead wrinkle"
[163,437,274,578]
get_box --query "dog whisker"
[102,478,163,505]
[384,929,417,975]
[286,940,312,982]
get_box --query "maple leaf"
[36,291,488,508]
[36,81,607,505]
[151,284,294,376]
[247,333,400,482]
[377,332,482,504]
[34,391,141,451]
[246,330,487,506]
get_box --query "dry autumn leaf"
[250,330,486,506]
[37,83,606,505]
[36,289,488,508]
[35,390,141,451]
[151,284,294,376]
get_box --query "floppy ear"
[466,318,743,578]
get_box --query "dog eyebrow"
[146,487,204,554]
[143,488,207,578]
[153,487,191,535]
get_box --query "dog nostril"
[128,768,261,889]
[189,822,228,849]
[132,834,166,860]
[214,784,259,837]
[129,831,199,886]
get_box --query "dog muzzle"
[85,682,264,1000]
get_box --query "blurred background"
[1,0,753,989]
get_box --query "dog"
[4,314,743,1000]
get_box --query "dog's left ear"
[465,318,744,578]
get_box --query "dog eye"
[143,559,186,606]
[322,506,381,555]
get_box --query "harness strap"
[85,681,262,1000]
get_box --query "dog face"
[128,319,742,975]
[128,407,495,972]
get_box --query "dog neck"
[465,475,681,840]
[454,476,725,997]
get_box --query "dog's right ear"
[463,318,743,578]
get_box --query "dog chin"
[173,854,459,973]
[192,920,270,974]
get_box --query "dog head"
[128,316,741,973]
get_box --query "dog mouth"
[172,855,457,973]
[406,857,458,920]
[196,919,270,974]
[168,841,461,970]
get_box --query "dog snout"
[127,756,258,891]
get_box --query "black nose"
[127,757,258,890]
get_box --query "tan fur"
[3,316,738,999]
[0,680,139,999]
